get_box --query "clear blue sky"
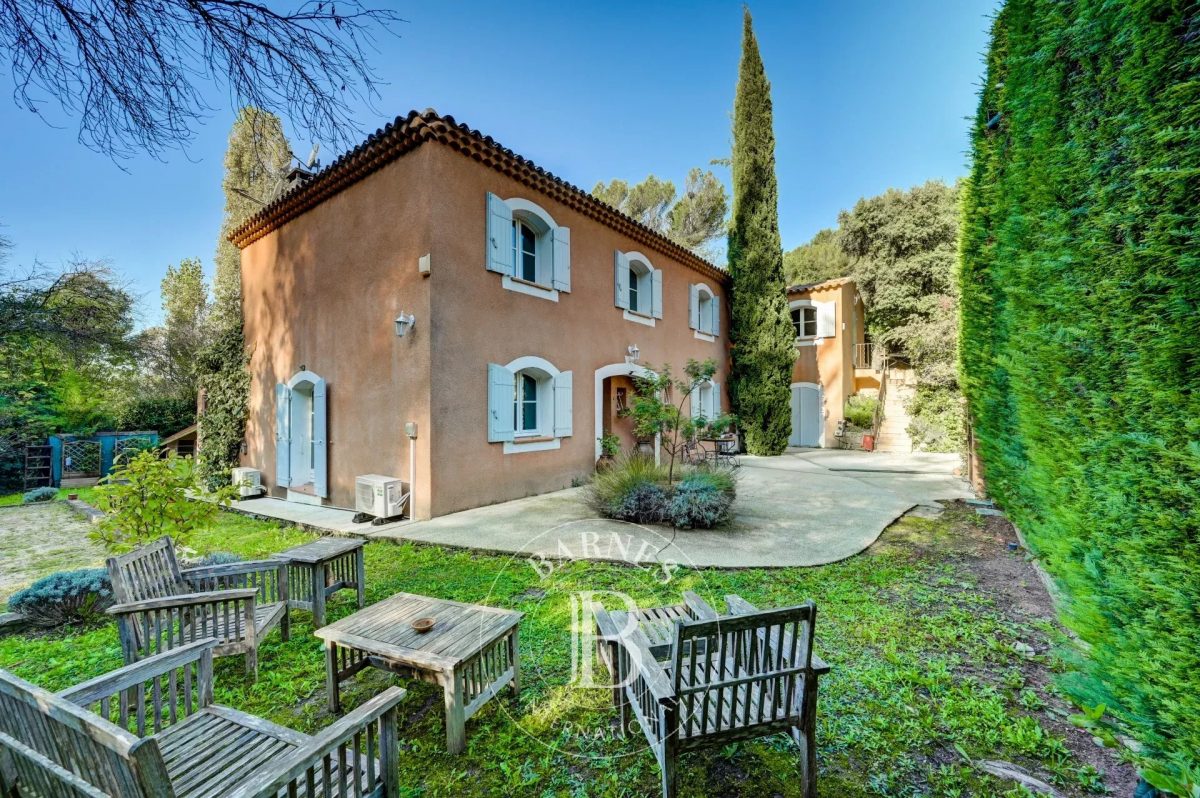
[0,0,997,327]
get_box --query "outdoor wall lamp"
[394,312,416,337]
[626,344,640,363]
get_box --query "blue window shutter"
[553,371,573,437]
[488,363,515,442]
[689,284,700,329]
[486,193,514,274]
[712,381,722,417]
[312,378,328,498]
[552,226,571,291]
[274,383,291,487]
[651,268,663,319]
[711,294,721,336]
[614,251,630,309]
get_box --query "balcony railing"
[853,343,880,370]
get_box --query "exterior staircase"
[874,365,916,453]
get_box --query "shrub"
[114,396,195,437]
[844,394,879,429]
[194,551,242,566]
[667,474,735,529]
[21,486,58,504]
[614,482,669,524]
[92,450,235,552]
[588,455,737,529]
[9,569,113,627]
[905,386,964,453]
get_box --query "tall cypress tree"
[728,8,793,455]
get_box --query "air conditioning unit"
[231,467,264,498]
[355,474,408,520]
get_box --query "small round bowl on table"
[411,617,435,634]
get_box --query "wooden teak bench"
[0,639,406,798]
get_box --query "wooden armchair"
[593,592,829,798]
[0,638,406,798]
[106,537,289,677]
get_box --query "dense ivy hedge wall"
[961,0,1200,779]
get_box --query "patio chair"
[106,536,289,677]
[593,592,829,798]
[0,638,406,798]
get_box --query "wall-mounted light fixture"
[394,312,416,337]
[626,344,640,364]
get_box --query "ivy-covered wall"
[961,0,1200,780]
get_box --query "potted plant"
[597,433,622,470]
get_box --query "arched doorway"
[593,363,659,463]
[276,370,328,499]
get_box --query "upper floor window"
[485,193,571,300]
[488,356,574,453]
[689,283,720,339]
[792,305,817,339]
[789,299,835,343]
[513,220,538,283]
[614,250,662,325]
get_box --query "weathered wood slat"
[316,592,521,755]
[0,641,405,797]
[592,592,827,798]
[107,536,289,677]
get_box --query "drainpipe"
[404,422,418,519]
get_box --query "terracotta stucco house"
[786,277,876,447]
[230,110,731,519]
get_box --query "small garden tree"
[628,358,735,484]
[92,450,234,552]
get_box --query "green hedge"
[961,0,1200,782]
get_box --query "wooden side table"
[315,591,522,754]
[273,537,365,628]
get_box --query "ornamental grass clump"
[9,569,113,627]
[586,455,737,530]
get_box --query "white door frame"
[594,362,660,464]
[791,381,824,448]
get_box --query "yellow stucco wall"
[788,281,865,445]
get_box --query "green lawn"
[0,502,1126,797]
[0,486,100,506]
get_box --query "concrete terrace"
[228,450,971,568]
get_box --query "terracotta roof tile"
[786,275,854,294]
[230,109,728,285]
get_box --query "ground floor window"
[515,371,541,434]
[488,357,573,453]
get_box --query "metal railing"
[853,342,881,370]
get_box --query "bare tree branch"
[0,1,402,158]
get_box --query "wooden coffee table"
[315,591,522,753]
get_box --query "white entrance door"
[790,384,822,447]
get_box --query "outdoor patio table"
[272,536,365,628]
[315,591,522,754]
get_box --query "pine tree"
[727,8,793,455]
[210,108,291,334]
